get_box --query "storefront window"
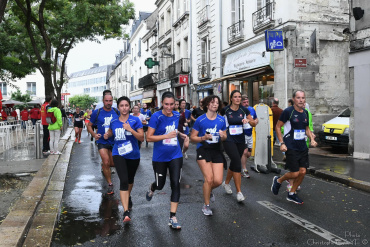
[239,74,274,106]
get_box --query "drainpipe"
[219,0,223,99]
[284,44,288,108]
[189,0,193,104]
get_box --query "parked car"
[319,108,350,147]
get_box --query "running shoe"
[42,150,50,155]
[210,192,215,203]
[168,216,181,229]
[75,138,78,143]
[202,205,213,216]
[236,192,245,202]
[183,152,188,160]
[286,184,302,192]
[110,167,116,174]
[146,184,154,201]
[50,151,54,155]
[129,196,133,210]
[241,169,250,178]
[123,210,131,222]
[107,184,114,195]
[271,176,281,195]
[78,140,81,144]
[287,193,304,204]
[222,181,232,194]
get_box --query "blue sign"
[265,30,284,51]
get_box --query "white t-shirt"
[130,113,146,122]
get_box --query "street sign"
[179,74,189,84]
[61,93,70,96]
[295,58,307,67]
[144,58,160,69]
[265,30,284,51]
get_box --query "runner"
[190,95,227,215]
[73,107,84,143]
[87,94,120,195]
[145,91,186,229]
[241,95,258,178]
[271,90,317,204]
[130,105,146,148]
[191,99,205,122]
[220,90,256,202]
[174,100,180,112]
[178,99,191,159]
[103,96,144,222]
[140,103,152,148]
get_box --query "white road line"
[257,201,352,246]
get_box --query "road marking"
[257,201,352,245]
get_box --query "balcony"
[197,5,209,27]
[228,21,245,45]
[198,62,211,80]
[138,74,156,88]
[169,58,190,79]
[158,68,170,81]
[252,2,275,33]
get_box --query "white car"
[319,108,350,147]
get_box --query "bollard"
[267,135,272,173]
[35,122,41,159]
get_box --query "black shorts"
[196,146,224,163]
[143,126,148,132]
[74,122,83,128]
[97,143,113,150]
[285,149,309,172]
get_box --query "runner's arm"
[276,120,287,152]
[190,129,211,143]
[146,127,176,142]
[87,122,97,138]
[305,126,317,147]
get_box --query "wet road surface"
[52,130,370,246]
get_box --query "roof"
[130,11,152,36]
[69,65,110,78]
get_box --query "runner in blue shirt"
[140,103,152,147]
[190,95,227,216]
[178,99,191,159]
[241,95,259,178]
[87,94,119,195]
[271,90,317,204]
[103,96,144,223]
[145,91,187,229]
[220,90,256,202]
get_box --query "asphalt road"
[52,130,370,247]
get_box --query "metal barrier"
[35,122,42,159]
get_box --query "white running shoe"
[236,192,245,202]
[222,181,232,194]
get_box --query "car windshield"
[338,108,351,118]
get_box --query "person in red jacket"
[0,107,7,121]
[20,108,30,129]
[30,105,41,125]
[41,97,52,154]
[10,108,18,120]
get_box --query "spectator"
[271,98,283,145]
[0,107,8,121]
[10,108,18,120]
[30,105,41,125]
[41,96,52,154]
[47,99,63,155]
[20,107,30,129]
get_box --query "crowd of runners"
[71,88,316,229]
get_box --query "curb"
[274,161,370,193]
[0,128,73,247]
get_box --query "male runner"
[140,103,152,147]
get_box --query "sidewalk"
[272,146,370,192]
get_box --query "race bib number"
[206,133,220,144]
[294,129,306,140]
[163,137,178,146]
[229,125,243,135]
[118,141,133,155]
[76,118,81,121]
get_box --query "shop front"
[142,88,157,108]
[172,74,189,101]
[223,40,275,106]
[156,81,171,108]
[130,94,143,106]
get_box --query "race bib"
[118,141,133,155]
[183,126,187,131]
[229,125,243,135]
[163,137,178,146]
[294,129,306,140]
[76,118,81,121]
[206,133,219,144]
[105,127,109,133]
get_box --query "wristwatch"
[280,142,285,145]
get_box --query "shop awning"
[233,66,270,79]
[142,98,152,103]
[198,74,236,85]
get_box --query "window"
[166,8,171,31]
[231,0,244,24]
[160,15,165,36]
[257,0,270,9]
[201,37,210,64]
[27,82,36,96]
[0,82,7,96]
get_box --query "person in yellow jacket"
[48,99,63,155]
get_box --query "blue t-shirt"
[279,106,309,151]
[148,110,183,162]
[244,106,257,136]
[110,115,142,159]
[221,105,251,143]
[140,109,152,127]
[192,114,226,149]
[90,108,119,145]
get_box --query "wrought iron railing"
[252,2,275,32]
[227,20,245,44]
[169,58,190,79]
[197,5,209,27]
[198,62,211,80]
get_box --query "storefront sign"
[224,41,271,75]
[197,84,213,91]
[295,58,307,67]
[265,30,284,51]
[143,90,154,98]
[179,74,189,84]
[157,81,171,91]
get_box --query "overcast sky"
[66,0,156,74]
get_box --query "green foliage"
[68,94,97,110]
[10,90,32,109]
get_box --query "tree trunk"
[0,0,7,23]
[42,66,55,98]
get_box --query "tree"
[68,94,97,110]
[10,89,32,109]
[3,0,134,105]
[0,0,7,23]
